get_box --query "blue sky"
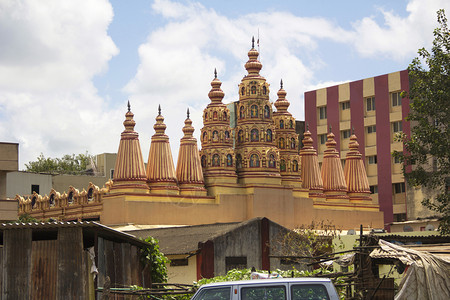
[0,0,448,170]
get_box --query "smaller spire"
[252,36,255,48]
[280,79,283,89]
[214,68,217,79]
[329,124,332,133]
[352,126,355,135]
[127,100,131,112]
[158,104,161,116]
[187,108,190,119]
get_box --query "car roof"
[199,278,332,288]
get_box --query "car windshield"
[192,286,231,300]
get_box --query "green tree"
[25,152,93,174]
[141,236,170,283]
[393,9,450,234]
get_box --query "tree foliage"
[270,220,342,266]
[393,9,450,234]
[141,236,170,284]
[25,152,92,175]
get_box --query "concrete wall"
[0,142,18,171]
[0,199,18,221]
[6,172,52,198]
[52,174,107,194]
[166,255,197,285]
[213,220,262,275]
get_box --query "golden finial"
[187,108,190,119]
[158,104,161,116]
[127,100,131,112]
[214,68,217,79]
[252,36,255,48]
[280,79,283,89]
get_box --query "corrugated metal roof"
[0,221,149,248]
[123,217,274,255]
[370,243,450,261]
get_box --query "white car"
[191,278,339,300]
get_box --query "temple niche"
[18,38,384,230]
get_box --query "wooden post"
[57,227,86,299]
[2,229,32,299]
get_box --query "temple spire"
[176,115,207,196]
[321,130,348,200]
[300,129,324,197]
[111,102,149,193]
[344,133,371,201]
[147,107,179,194]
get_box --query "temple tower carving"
[272,80,301,188]
[200,70,237,189]
[234,38,280,185]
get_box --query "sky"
[1,0,449,169]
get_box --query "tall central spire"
[234,38,280,185]
[244,36,263,77]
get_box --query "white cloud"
[351,0,450,60]
[2,0,448,171]
[0,0,119,167]
[125,0,354,162]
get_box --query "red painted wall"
[197,240,214,280]
[327,86,340,152]
[400,70,412,174]
[349,80,365,158]
[374,74,393,226]
[304,91,317,149]
[261,218,270,270]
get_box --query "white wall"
[6,171,52,198]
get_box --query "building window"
[31,184,39,194]
[263,86,267,95]
[366,97,375,112]
[110,169,114,179]
[251,85,256,94]
[394,182,406,194]
[342,129,351,139]
[368,155,377,164]
[393,121,403,133]
[320,134,327,145]
[394,213,407,222]
[280,120,284,129]
[170,258,189,267]
[391,92,402,107]
[394,156,402,164]
[367,125,376,134]
[319,106,327,119]
[341,101,350,110]
[268,154,276,168]
[370,185,378,194]
[225,256,247,272]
